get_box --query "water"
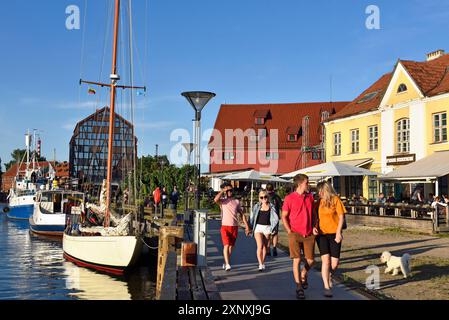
[0,213,157,300]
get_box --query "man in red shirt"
[153,187,161,214]
[282,174,317,300]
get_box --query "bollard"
[193,210,208,267]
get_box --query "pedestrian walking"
[281,174,316,300]
[266,183,282,257]
[248,190,279,271]
[314,181,347,298]
[170,186,180,210]
[214,182,250,271]
[153,187,161,213]
[162,187,168,209]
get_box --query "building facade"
[325,50,449,199]
[69,107,137,186]
[208,102,348,176]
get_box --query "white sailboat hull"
[63,234,142,275]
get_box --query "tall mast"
[105,0,121,227]
[25,130,31,174]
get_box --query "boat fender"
[3,206,10,213]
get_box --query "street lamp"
[182,143,196,212]
[182,91,216,210]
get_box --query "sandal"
[296,287,306,300]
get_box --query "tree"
[4,149,47,172]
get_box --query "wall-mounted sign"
[386,154,416,166]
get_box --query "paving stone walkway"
[207,220,367,300]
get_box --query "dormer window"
[254,110,270,125]
[286,126,300,142]
[255,117,265,125]
[397,83,408,93]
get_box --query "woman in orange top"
[313,181,346,298]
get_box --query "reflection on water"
[0,214,156,300]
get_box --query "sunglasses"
[260,196,268,200]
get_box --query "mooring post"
[156,226,184,300]
[194,210,208,267]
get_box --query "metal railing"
[344,201,449,232]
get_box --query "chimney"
[426,49,445,61]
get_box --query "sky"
[1,0,449,172]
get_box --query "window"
[396,118,410,153]
[397,83,408,93]
[368,125,378,151]
[265,152,279,160]
[255,117,265,125]
[250,135,260,142]
[288,134,297,142]
[351,129,360,153]
[357,91,379,104]
[223,152,235,160]
[368,177,378,201]
[433,112,447,143]
[333,132,341,156]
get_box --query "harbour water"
[0,212,156,300]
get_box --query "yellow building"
[324,49,449,200]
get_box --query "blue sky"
[1,0,449,171]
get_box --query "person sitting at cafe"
[386,193,396,203]
[376,193,386,205]
[430,196,448,218]
[427,193,435,205]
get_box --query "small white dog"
[380,251,412,278]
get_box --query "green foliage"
[124,155,196,201]
[4,149,47,172]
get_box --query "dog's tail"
[401,253,412,275]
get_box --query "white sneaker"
[225,264,231,271]
[262,264,266,270]
[222,264,226,270]
[258,264,264,271]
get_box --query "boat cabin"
[36,190,84,215]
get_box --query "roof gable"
[380,62,424,107]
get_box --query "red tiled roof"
[210,102,349,150]
[253,110,270,118]
[328,53,449,121]
[401,57,449,95]
[328,73,392,121]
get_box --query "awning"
[337,158,373,168]
[280,161,379,179]
[379,150,449,180]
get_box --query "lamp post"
[182,143,195,212]
[182,91,216,210]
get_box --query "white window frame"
[396,118,410,153]
[351,129,360,154]
[368,125,378,151]
[333,132,341,156]
[223,152,235,160]
[433,112,447,143]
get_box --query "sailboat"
[63,0,144,275]
[7,131,48,220]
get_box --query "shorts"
[221,226,239,246]
[254,224,271,236]
[288,232,315,260]
[317,234,342,259]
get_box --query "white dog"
[380,251,412,278]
